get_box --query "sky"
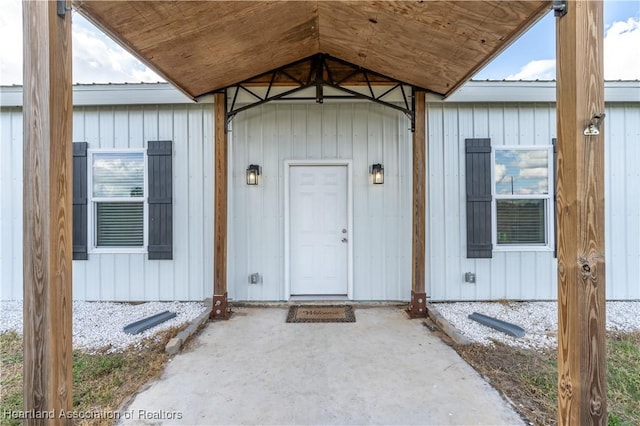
[495,149,549,195]
[475,0,640,80]
[0,0,639,86]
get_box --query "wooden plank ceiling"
[74,0,550,98]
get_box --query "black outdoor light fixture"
[371,163,384,184]
[246,164,261,185]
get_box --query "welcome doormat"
[286,305,356,323]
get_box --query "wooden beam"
[75,0,547,97]
[22,0,73,419]
[212,92,229,319]
[555,1,606,424]
[409,90,427,318]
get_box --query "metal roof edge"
[0,83,197,108]
[442,80,640,103]
[2,81,639,108]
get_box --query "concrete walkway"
[122,307,523,425]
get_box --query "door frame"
[284,160,354,300]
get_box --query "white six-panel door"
[289,165,348,295]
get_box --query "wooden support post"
[409,90,427,318]
[556,1,606,424]
[22,0,73,421]
[212,92,230,320]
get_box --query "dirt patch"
[0,324,189,426]
[454,331,640,426]
[456,341,557,425]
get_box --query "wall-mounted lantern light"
[370,163,384,184]
[246,164,261,185]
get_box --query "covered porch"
[23,1,606,424]
[71,0,553,319]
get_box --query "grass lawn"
[457,331,640,426]
[0,327,183,426]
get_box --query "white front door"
[290,165,348,295]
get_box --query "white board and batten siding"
[0,107,23,300]
[426,98,640,301]
[427,102,558,301]
[228,103,412,301]
[1,82,639,301]
[605,102,640,300]
[0,100,215,301]
[0,95,414,302]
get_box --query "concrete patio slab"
[121,306,523,425]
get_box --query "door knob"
[341,238,348,243]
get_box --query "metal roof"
[2,81,639,107]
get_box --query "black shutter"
[465,138,493,258]
[73,142,88,260]
[148,140,173,260]
[552,138,557,258]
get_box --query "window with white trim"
[89,151,147,250]
[493,147,553,248]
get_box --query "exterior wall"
[426,103,557,301]
[426,101,640,301]
[605,103,640,300]
[228,103,413,301]
[0,107,22,300]
[2,82,639,301]
[1,104,214,301]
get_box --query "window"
[494,148,553,248]
[89,151,146,250]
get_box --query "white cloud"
[495,164,507,183]
[505,17,640,81]
[517,150,548,193]
[506,59,556,80]
[518,150,548,169]
[520,167,548,179]
[72,21,163,84]
[604,17,640,80]
[0,0,23,85]
[518,151,548,192]
[0,1,163,85]
[538,179,549,194]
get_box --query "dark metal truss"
[221,54,422,132]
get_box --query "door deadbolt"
[342,228,347,233]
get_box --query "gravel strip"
[434,301,640,349]
[3,300,637,352]
[0,301,207,353]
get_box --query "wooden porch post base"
[408,291,427,318]
[210,293,230,320]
